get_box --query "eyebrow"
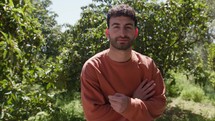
[111,23,134,27]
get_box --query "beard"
[109,36,135,50]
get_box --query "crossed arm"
[108,79,156,113]
[81,77,166,121]
[108,78,166,121]
[81,62,166,121]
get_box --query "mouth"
[117,37,129,42]
[117,39,129,44]
[118,39,128,41]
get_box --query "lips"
[117,40,128,45]
[117,38,129,42]
[118,39,128,41]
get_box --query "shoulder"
[132,50,154,66]
[81,49,107,75]
[132,50,161,77]
[84,49,107,67]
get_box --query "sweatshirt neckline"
[104,49,138,66]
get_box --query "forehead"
[109,16,135,26]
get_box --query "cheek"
[108,32,117,38]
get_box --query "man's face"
[107,16,137,50]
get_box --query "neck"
[108,46,132,62]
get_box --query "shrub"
[165,71,187,97]
[180,85,205,102]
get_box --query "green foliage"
[49,100,84,121]
[165,71,188,97]
[61,2,108,91]
[209,71,215,89]
[0,0,214,120]
[165,71,215,103]
[192,66,211,86]
[28,112,50,121]
[165,73,181,97]
[59,0,210,92]
[208,43,215,71]
[180,85,205,102]
[207,0,215,20]
[66,0,208,81]
[0,0,59,120]
[47,92,84,121]
[184,43,215,87]
[156,98,215,121]
[32,0,63,58]
[134,0,209,75]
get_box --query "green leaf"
[0,31,8,40]
[0,41,6,47]
[8,0,14,7]
[46,83,53,90]
[3,50,7,59]
[0,79,8,89]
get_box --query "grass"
[156,98,215,121]
[49,91,85,121]
[50,93,215,121]
[49,94,215,121]
[157,71,215,121]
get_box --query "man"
[80,4,166,121]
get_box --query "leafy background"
[0,0,215,120]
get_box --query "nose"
[119,28,126,37]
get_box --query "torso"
[94,49,144,100]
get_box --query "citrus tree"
[62,0,209,92]
[0,0,60,120]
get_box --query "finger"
[109,99,118,105]
[109,98,118,106]
[114,93,125,97]
[108,95,117,102]
[108,95,114,100]
[108,95,121,102]
[137,79,147,90]
[110,103,120,112]
[109,100,118,108]
[141,81,155,91]
[144,83,156,94]
[108,93,123,100]
[142,91,155,100]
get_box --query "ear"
[105,29,109,38]
[135,28,138,38]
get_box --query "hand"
[133,79,156,100]
[108,93,129,113]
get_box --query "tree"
[0,0,58,120]
[61,0,209,92]
[182,0,215,87]
[32,0,63,58]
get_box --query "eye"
[126,26,132,29]
[113,26,120,29]
[125,26,133,31]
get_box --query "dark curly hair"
[107,4,137,28]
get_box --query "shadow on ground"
[156,106,215,121]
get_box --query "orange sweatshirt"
[80,49,166,121]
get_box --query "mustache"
[116,36,130,39]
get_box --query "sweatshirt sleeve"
[121,59,166,121]
[80,62,123,121]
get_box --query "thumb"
[114,93,125,97]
